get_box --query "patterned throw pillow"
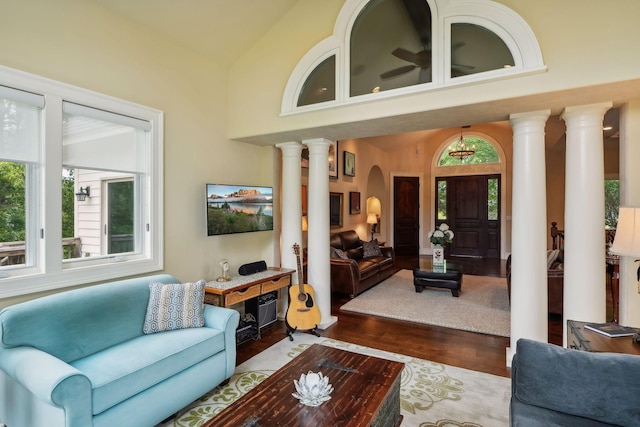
[331,247,349,259]
[143,280,206,334]
[362,240,383,258]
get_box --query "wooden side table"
[567,320,640,355]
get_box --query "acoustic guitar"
[286,244,321,331]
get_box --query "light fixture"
[609,207,640,283]
[366,196,381,241]
[75,186,90,202]
[302,215,308,232]
[448,126,475,161]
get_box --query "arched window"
[283,0,544,113]
[438,136,499,166]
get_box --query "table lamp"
[608,206,640,341]
[366,196,381,242]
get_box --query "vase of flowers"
[429,223,454,265]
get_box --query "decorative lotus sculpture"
[292,371,333,407]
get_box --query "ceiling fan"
[379,0,475,82]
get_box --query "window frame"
[0,65,163,298]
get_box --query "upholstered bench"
[413,266,463,297]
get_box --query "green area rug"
[158,334,511,426]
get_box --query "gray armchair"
[510,338,640,426]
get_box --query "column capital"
[303,138,333,154]
[510,109,550,127]
[561,102,612,123]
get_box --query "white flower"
[439,223,450,231]
[446,230,455,239]
[433,230,444,238]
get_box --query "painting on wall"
[329,192,343,228]
[349,191,361,214]
[344,151,355,177]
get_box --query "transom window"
[283,0,544,113]
[438,136,499,166]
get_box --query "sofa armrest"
[203,305,240,378]
[380,246,395,262]
[0,346,92,426]
[330,258,360,297]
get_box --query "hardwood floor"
[236,255,568,379]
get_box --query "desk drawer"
[262,275,290,294]
[226,283,261,306]
[204,293,223,307]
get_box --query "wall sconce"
[75,186,90,202]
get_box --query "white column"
[275,142,304,318]
[561,102,611,343]
[508,110,550,365]
[615,101,640,326]
[304,138,338,329]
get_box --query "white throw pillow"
[143,280,206,334]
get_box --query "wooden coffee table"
[205,344,404,427]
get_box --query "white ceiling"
[93,0,298,67]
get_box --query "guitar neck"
[295,251,304,292]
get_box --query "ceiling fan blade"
[452,63,475,70]
[380,65,417,80]
[392,48,419,64]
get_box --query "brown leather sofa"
[329,230,395,298]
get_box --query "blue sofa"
[511,338,640,426]
[0,274,240,427]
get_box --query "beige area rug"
[159,334,511,427]
[340,269,511,337]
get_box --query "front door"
[394,176,420,256]
[435,174,500,258]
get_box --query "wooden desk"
[204,267,294,307]
[567,320,640,355]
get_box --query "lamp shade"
[367,213,378,225]
[609,206,640,257]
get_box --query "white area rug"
[159,334,511,427]
[341,269,511,337]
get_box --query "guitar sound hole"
[298,293,307,302]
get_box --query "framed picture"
[349,191,361,214]
[301,149,309,168]
[328,141,338,179]
[344,151,355,177]
[329,192,343,228]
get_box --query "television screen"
[206,184,274,236]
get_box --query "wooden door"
[435,175,500,258]
[394,176,420,256]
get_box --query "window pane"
[439,137,499,166]
[437,180,447,220]
[488,178,498,220]
[108,180,134,254]
[63,111,146,261]
[351,0,432,96]
[1,96,39,269]
[605,179,620,229]
[451,23,514,78]
[0,162,26,266]
[297,56,336,107]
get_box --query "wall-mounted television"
[206,184,273,236]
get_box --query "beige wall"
[0,0,275,307]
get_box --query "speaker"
[258,291,278,328]
[238,260,267,276]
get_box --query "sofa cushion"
[346,246,364,260]
[513,338,640,426]
[329,233,343,250]
[71,326,225,415]
[362,240,383,258]
[357,259,379,280]
[340,230,361,250]
[143,280,206,334]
